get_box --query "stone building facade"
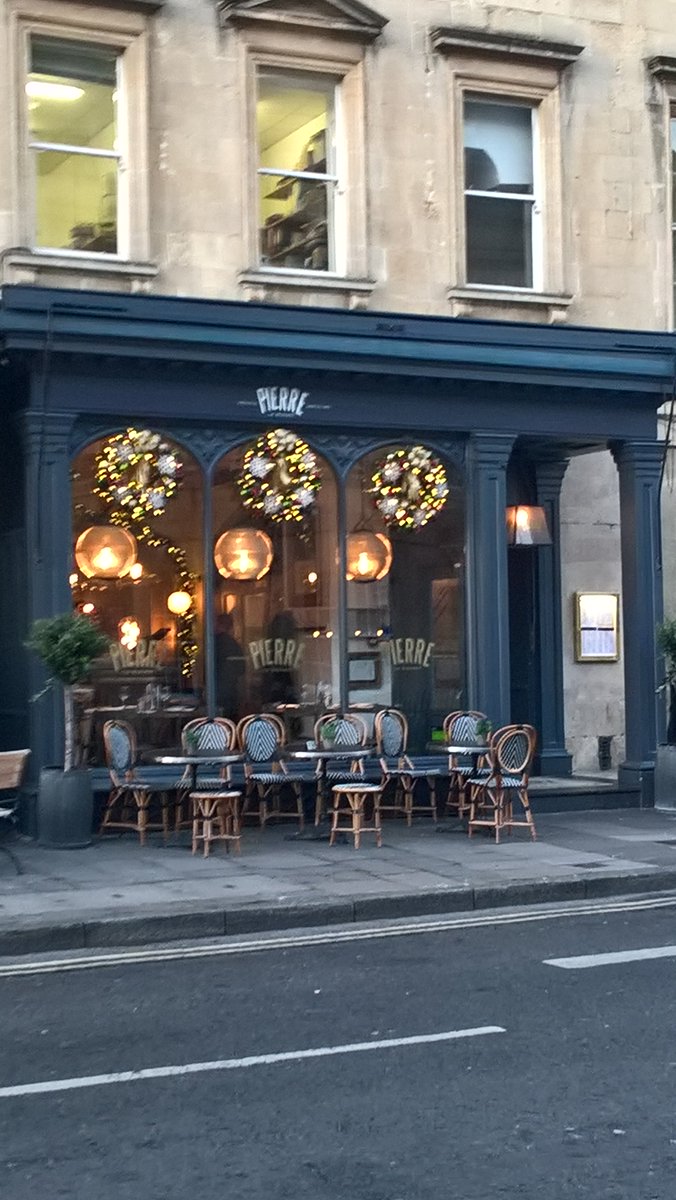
[1,0,675,773]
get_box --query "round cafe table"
[154,753,243,792]
[285,747,372,838]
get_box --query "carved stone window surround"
[6,0,154,264]
[647,58,676,329]
[433,25,583,315]
[448,285,572,325]
[218,0,387,43]
[227,1,383,290]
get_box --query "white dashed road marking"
[0,1026,506,1099]
[545,944,676,970]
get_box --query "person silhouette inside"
[215,611,246,720]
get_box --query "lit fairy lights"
[239,429,321,523]
[94,429,182,520]
[371,446,448,529]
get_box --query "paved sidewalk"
[2,807,676,955]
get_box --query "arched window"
[345,445,465,751]
[71,429,204,763]
[212,431,338,738]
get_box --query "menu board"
[574,593,620,662]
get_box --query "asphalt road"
[1,897,676,1200]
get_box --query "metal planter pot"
[37,767,93,849]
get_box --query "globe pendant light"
[214,528,273,581]
[345,531,393,582]
[167,590,193,616]
[74,525,138,579]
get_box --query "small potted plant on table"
[27,612,109,848]
[474,718,494,745]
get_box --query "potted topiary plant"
[655,618,676,809]
[27,613,109,848]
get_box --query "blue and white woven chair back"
[494,727,534,778]
[184,719,234,753]
[331,718,362,748]
[106,722,133,773]
[451,714,481,744]
[242,717,280,763]
[378,710,406,758]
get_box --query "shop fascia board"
[0,285,673,398]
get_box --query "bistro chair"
[467,724,537,844]
[443,710,490,818]
[313,712,367,825]
[101,720,177,845]
[375,708,440,825]
[330,783,383,850]
[237,713,305,830]
[175,716,239,831]
[189,788,242,858]
[0,749,30,830]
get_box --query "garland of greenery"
[238,428,321,523]
[371,445,448,529]
[94,428,182,520]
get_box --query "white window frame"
[254,66,345,276]
[8,1,152,266]
[27,37,124,258]
[462,93,543,292]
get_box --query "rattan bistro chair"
[443,710,490,818]
[101,720,176,845]
[375,708,440,824]
[174,717,239,831]
[237,714,305,830]
[313,712,367,825]
[467,724,537,844]
[0,749,30,828]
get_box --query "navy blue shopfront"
[0,285,671,802]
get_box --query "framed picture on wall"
[574,592,620,662]
[348,652,382,690]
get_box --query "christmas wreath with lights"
[94,428,182,520]
[239,428,321,523]
[371,445,448,529]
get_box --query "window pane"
[34,149,117,252]
[260,175,331,270]
[71,433,205,768]
[464,99,533,194]
[29,37,117,151]
[345,449,465,753]
[466,194,533,288]
[257,70,334,271]
[213,439,340,738]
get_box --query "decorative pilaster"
[21,411,76,772]
[611,439,664,803]
[535,456,572,776]
[466,433,516,727]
